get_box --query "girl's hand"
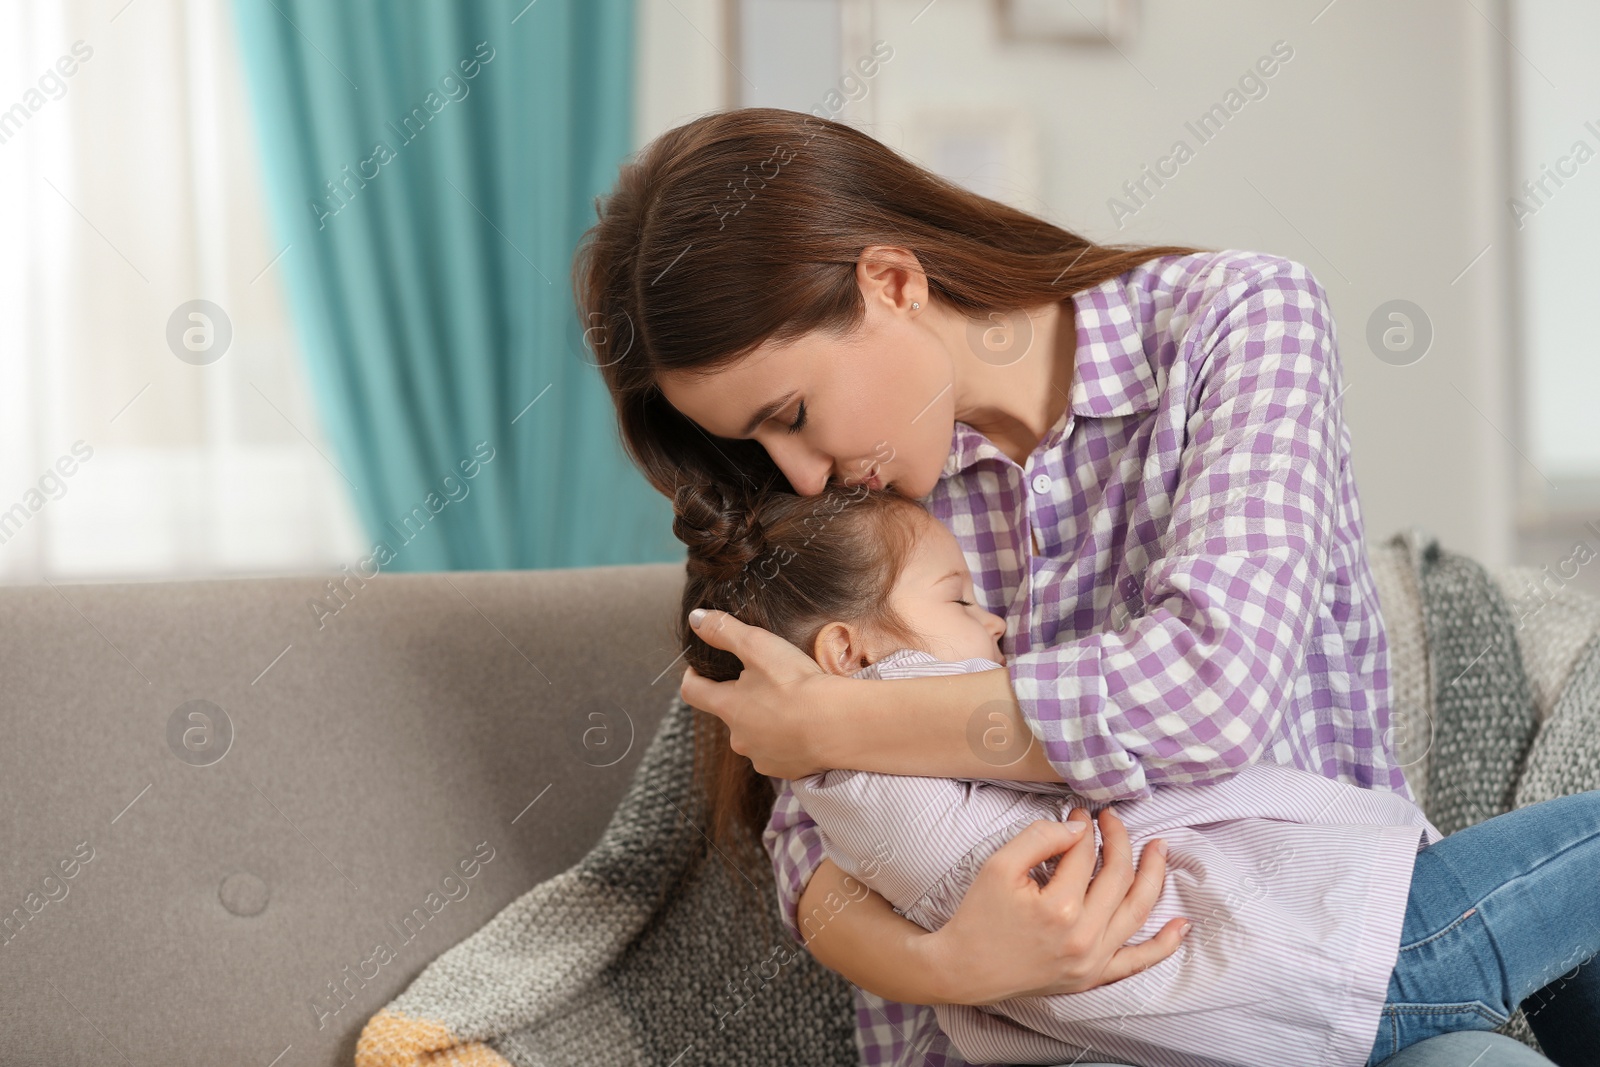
[924,807,1189,1004]
[678,608,850,778]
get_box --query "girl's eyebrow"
[937,570,963,586]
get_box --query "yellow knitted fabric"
[355,1008,512,1067]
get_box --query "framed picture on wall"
[995,0,1140,47]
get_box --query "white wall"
[635,0,728,151]
[635,0,1520,568]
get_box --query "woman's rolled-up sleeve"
[1010,262,1345,802]
[761,776,830,945]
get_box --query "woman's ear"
[812,621,871,676]
[857,244,924,314]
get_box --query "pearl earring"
[911,301,921,311]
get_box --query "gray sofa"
[1,563,687,1067]
[4,547,1594,1066]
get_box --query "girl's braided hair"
[671,476,931,889]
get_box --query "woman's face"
[655,260,959,501]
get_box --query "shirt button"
[1031,473,1052,495]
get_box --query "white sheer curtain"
[0,0,366,585]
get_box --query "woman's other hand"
[924,807,1189,1004]
[679,607,848,778]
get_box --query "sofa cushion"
[0,563,685,1067]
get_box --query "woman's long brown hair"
[571,106,1208,896]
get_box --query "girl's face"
[655,258,958,501]
[810,509,1007,673]
[886,511,1008,664]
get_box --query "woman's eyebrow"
[740,389,798,437]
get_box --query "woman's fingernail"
[1063,820,1086,833]
[689,608,707,627]
[1178,921,1192,938]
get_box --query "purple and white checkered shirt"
[761,250,1412,1067]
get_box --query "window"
[0,0,366,584]
[1511,0,1600,498]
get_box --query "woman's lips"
[843,464,884,490]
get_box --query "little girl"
[674,479,1600,1067]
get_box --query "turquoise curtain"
[231,0,682,570]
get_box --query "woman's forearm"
[818,670,1067,782]
[795,857,960,1005]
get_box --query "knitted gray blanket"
[355,529,1600,1066]
[1373,528,1600,1051]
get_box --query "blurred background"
[1,0,1596,597]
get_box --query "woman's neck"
[949,298,1077,466]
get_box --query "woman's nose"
[764,436,832,496]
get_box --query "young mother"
[574,108,1550,1067]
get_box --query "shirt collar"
[940,271,1161,479]
[849,648,1007,680]
[848,647,929,679]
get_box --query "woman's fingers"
[1082,807,1138,921]
[990,818,1091,891]
[1038,807,1101,914]
[686,607,748,653]
[685,609,823,688]
[678,662,708,707]
[1104,835,1172,947]
[953,816,1186,1001]
[677,614,837,777]
[675,659,726,710]
[964,810,1186,999]
[933,818,1096,1005]
[678,610,760,715]
[1097,917,1191,985]
[678,662,733,721]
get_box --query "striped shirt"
[778,648,1440,1067]
[761,250,1414,1067]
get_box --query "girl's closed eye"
[955,598,972,606]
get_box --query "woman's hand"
[679,608,851,778]
[922,807,1189,1004]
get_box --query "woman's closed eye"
[786,401,807,434]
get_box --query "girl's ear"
[811,621,870,676]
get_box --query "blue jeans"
[1364,788,1600,1066]
[1059,1030,1555,1067]
[1056,1032,1553,1067]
